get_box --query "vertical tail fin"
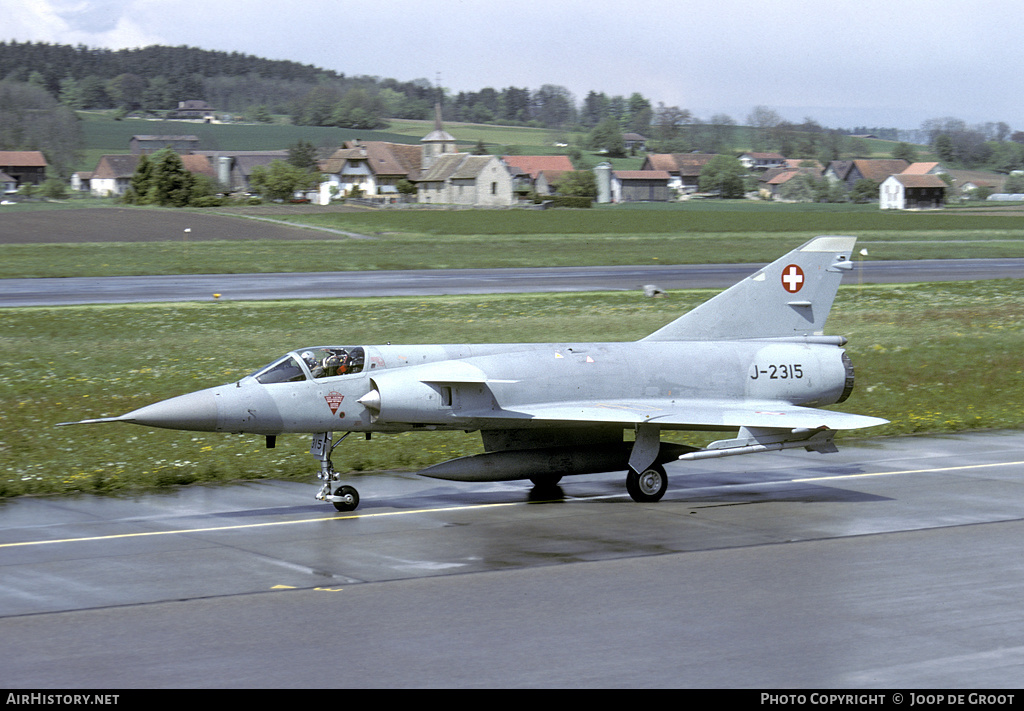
[642,236,856,341]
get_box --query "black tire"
[332,485,360,512]
[626,464,667,502]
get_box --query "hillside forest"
[2,41,1023,179]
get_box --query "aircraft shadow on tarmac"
[208,466,890,521]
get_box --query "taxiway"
[2,431,1023,688]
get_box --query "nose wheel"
[311,432,361,512]
[329,484,359,512]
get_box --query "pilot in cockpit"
[300,351,323,378]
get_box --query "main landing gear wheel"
[626,464,668,503]
[332,485,359,512]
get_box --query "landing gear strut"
[626,423,668,502]
[312,432,360,512]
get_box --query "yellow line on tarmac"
[3,460,1022,550]
[0,501,522,549]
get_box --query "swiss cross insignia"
[325,391,345,414]
[781,264,805,293]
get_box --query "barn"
[880,174,947,210]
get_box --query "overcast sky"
[4,0,1021,130]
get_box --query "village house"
[167,100,215,122]
[622,133,648,152]
[0,151,47,187]
[641,153,717,193]
[501,155,574,195]
[942,169,1006,199]
[319,140,421,202]
[739,152,787,171]
[824,159,910,189]
[757,166,823,200]
[902,162,946,176]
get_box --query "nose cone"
[122,387,221,432]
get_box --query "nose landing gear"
[311,432,360,512]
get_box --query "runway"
[3,258,1024,307]
[2,431,1024,688]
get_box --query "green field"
[2,281,1022,499]
[3,202,1024,278]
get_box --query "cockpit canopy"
[252,346,365,384]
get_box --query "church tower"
[421,103,457,170]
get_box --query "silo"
[594,162,612,203]
[217,156,232,190]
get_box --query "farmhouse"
[167,100,215,121]
[739,152,786,171]
[825,159,910,188]
[611,170,671,202]
[0,151,47,187]
[641,153,716,193]
[622,133,647,152]
[902,162,946,175]
[502,155,574,195]
[943,169,1006,198]
[319,141,422,201]
[880,174,946,210]
[758,166,823,200]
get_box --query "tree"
[625,92,653,133]
[106,73,146,110]
[396,179,417,197]
[125,153,153,203]
[581,91,610,127]
[934,134,955,163]
[651,103,692,153]
[554,170,597,198]
[892,142,918,163]
[0,79,83,177]
[586,117,625,157]
[142,149,195,207]
[249,160,320,201]
[123,149,217,207]
[1003,173,1024,193]
[531,84,576,128]
[849,179,880,204]
[287,140,319,172]
[698,155,746,198]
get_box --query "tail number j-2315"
[751,363,804,380]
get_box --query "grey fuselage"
[133,340,852,437]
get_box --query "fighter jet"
[61,235,887,511]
